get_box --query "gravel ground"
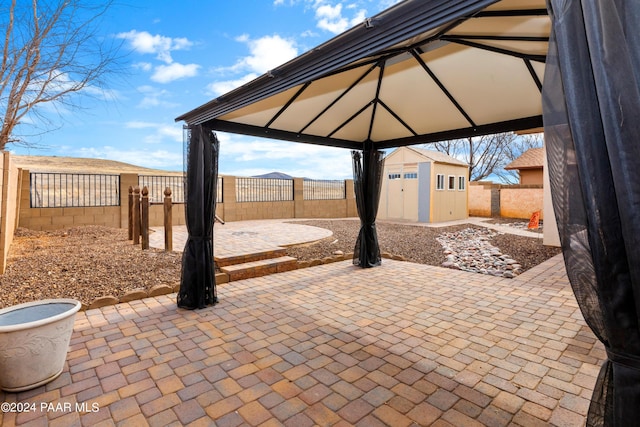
[0,226,182,309]
[0,221,562,308]
[286,220,561,269]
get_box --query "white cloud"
[135,86,178,109]
[124,121,183,144]
[151,63,200,83]
[217,133,352,179]
[143,125,183,144]
[133,62,153,72]
[378,0,403,9]
[117,30,200,84]
[116,30,193,64]
[75,146,183,170]
[206,74,258,97]
[236,34,298,74]
[207,34,297,97]
[125,121,157,129]
[315,3,366,34]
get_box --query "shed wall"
[430,163,468,223]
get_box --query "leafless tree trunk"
[0,0,121,148]
[427,132,543,184]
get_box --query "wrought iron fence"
[236,177,293,202]
[139,175,223,204]
[304,179,346,200]
[30,173,345,208]
[30,173,120,208]
[139,175,185,204]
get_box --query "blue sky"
[10,0,402,179]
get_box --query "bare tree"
[0,0,121,149]
[426,132,543,184]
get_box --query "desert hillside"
[12,154,184,176]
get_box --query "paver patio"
[0,248,604,426]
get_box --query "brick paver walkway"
[0,253,604,426]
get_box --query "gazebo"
[176,1,640,425]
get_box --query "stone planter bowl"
[0,299,81,392]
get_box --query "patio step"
[220,256,298,281]
[215,248,287,267]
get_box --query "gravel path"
[0,221,562,308]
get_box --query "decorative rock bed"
[437,227,523,278]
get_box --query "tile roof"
[505,147,544,170]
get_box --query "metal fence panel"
[30,173,120,208]
[236,177,293,202]
[139,175,185,204]
[138,175,223,204]
[304,179,346,200]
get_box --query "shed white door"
[386,168,403,219]
[385,166,419,221]
[402,167,419,221]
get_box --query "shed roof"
[504,147,544,170]
[405,147,469,167]
[176,0,548,150]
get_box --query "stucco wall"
[500,185,544,220]
[519,169,544,186]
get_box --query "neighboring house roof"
[408,147,469,167]
[504,147,544,170]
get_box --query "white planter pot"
[0,299,81,392]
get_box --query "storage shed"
[378,147,469,223]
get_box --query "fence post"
[164,187,173,252]
[133,186,140,245]
[141,186,149,250]
[345,179,356,217]
[128,186,134,240]
[293,177,304,218]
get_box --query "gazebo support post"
[177,124,219,309]
[351,146,385,268]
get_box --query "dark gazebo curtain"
[177,124,219,309]
[543,1,640,425]
[351,147,385,268]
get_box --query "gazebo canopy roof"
[176,0,549,150]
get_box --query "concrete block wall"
[500,185,544,220]
[0,152,20,273]
[469,182,544,220]
[218,177,356,222]
[17,171,356,231]
[19,170,185,231]
[18,169,122,231]
[468,182,494,217]
[148,203,186,227]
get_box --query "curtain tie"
[606,347,640,372]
